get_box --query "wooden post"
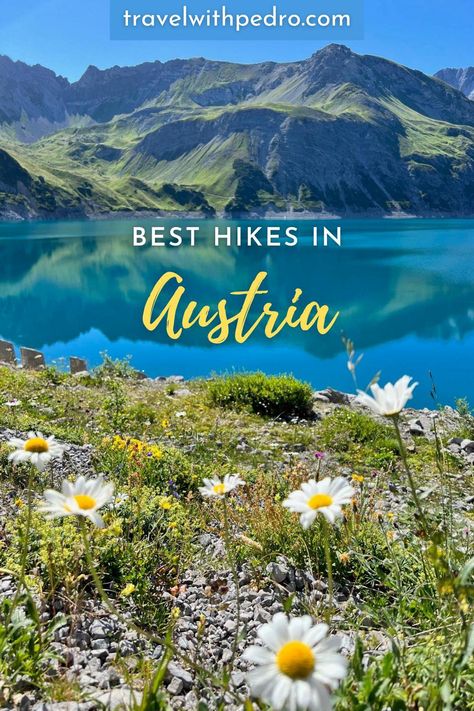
[21,347,45,370]
[70,356,88,374]
[0,340,16,365]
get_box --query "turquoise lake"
[0,218,473,409]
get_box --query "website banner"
[110,0,364,39]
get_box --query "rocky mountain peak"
[435,66,474,100]
[311,43,353,58]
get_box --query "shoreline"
[1,208,474,224]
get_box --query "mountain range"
[435,67,474,101]
[0,45,473,220]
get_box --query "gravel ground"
[0,392,473,709]
[0,541,369,711]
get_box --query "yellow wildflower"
[438,580,454,596]
[112,435,127,450]
[159,496,173,510]
[197,613,206,635]
[147,445,162,459]
[120,583,136,597]
[459,594,470,614]
[351,474,364,483]
[109,434,162,460]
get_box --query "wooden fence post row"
[0,340,88,373]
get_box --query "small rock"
[221,648,233,664]
[91,638,109,651]
[175,388,192,397]
[107,668,121,687]
[89,622,107,639]
[166,662,193,689]
[168,677,184,696]
[408,418,425,436]
[94,688,142,710]
[231,671,246,688]
[266,560,289,583]
[461,439,474,453]
[314,388,350,405]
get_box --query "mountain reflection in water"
[0,218,472,408]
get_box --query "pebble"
[168,678,184,696]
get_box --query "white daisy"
[110,492,129,510]
[199,474,244,498]
[244,612,347,711]
[283,477,354,529]
[356,375,418,417]
[39,475,114,528]
[8,431,64,471]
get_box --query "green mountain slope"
[1,45,474,219]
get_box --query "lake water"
[0,218,473,409]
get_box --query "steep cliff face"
[0,56,70,141]
[0,56,68,124]
[435,67,474,100]
[1,46,474,218]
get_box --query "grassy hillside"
[1,45,474,218]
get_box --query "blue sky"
[0,0,472,80]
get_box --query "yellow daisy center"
[308,493,333,509]
[73,494,97,510]
[276,640,315,680]
[24,437,49,453]
[212,483,226,495]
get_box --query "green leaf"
[440,681,452,709]
[459,557,474,585]
[459,624,474,669]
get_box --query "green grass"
[207,371,314,420]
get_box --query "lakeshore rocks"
[313,388,352,405]
[447,436,474,465]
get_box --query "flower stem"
[391,417,430,533]
[321,518,334,622]
[18,471,34,591]
[222,496,241,666]
[6,469,35,628]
